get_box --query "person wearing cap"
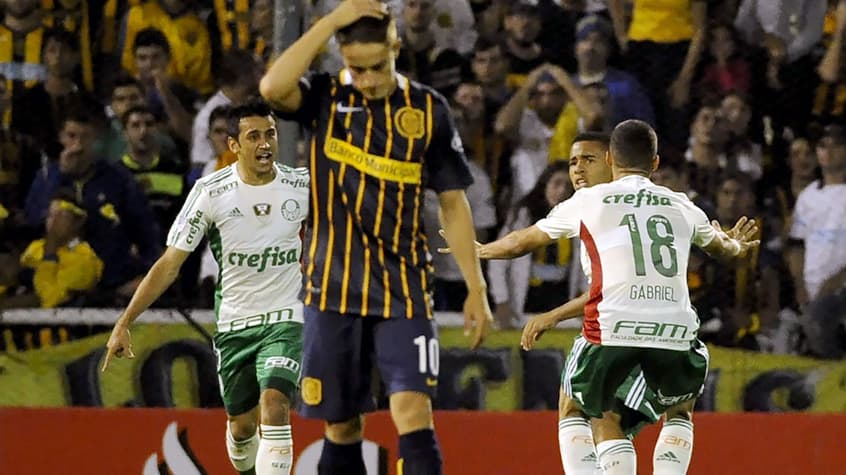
[15,188,103,309]
[573,14,654,128]
[502,1,548,88]
[787,124,846,359]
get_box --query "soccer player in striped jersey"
[103,100,309,475]
[260,1,493,474]
[450,121,759,475]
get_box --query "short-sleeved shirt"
[789,181,846,299]
[276,70,473,319]
[536,175,716,350]
[167,163,310,328]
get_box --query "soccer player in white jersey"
[102,100,310,475]
[469,121,759,475]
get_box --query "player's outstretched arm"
[259,0,388,110]
[521,292,589,351]
[702,216,761,260]
[438,190,493,349]
[102,247,191,371]
[437,225,553,259]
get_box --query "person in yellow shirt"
[119,0,214,95]
[18,189,103,308]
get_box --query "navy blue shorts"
[298,306,439,422]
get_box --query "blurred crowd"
[0,0,844,359]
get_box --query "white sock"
[652,418,694,475]
[596,439,636,475]
[558,417,598,475]
[226,424,258,471]
[256,424,293,475]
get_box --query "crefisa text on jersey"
[629,284,678,302]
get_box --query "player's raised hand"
[102,324,135,372]
[329,0,389,30]
[520,312,559,351]
[712,217,760,257]
[463,288,493,350]
[436,229,482,256]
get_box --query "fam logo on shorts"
[280,199,302,221]
[394,106,425,139]
[253,203,271,216]
[301,377,322,405]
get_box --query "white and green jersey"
[536,175,716,350]
[167,163,310,332]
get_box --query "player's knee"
[259,388,291,425]
[389,391,433,434]
[228,414,258,440]
[325,416,364,444]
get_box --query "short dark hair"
[573,131,610,147]
[120,104,156,127]
[110,73,143,95]
[209,105,232,129]
[133,27,171,56]
[43,27,79,53]
[215,49,260,87]
[610,120,657,170]
[227,99,273,138]
[61,105,106,130]
[336,14,393,45]
[472,37,502,56]
[720,171,755,192]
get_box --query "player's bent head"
[336,12,400,100]
[336,13,396,47]
[610,119,658,172]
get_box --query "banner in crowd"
[1,408,844,474]
[1,324,845,412]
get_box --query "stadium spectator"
[469,38,513,112]
[501,1,547,88]
[12,28,98,160]
[496,65,600,205]
[720,91,763,180]
[488,161,574,329]
[609,0,707,150]
[734,0,826,137]
[452,81,510,201]
[24,108,161,302]
[685,101,730,197]
[129,27,197,145]
[119,0,214,95]
[15,188,103,309]
[118,105,188,243]
[788,124,846,359]
[572,14,655,128]
[698,23,752,101]
[0,0,47,125]
[397,0,469,97]
[0,75,41,237]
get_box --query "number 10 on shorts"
[413,335,440,376]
